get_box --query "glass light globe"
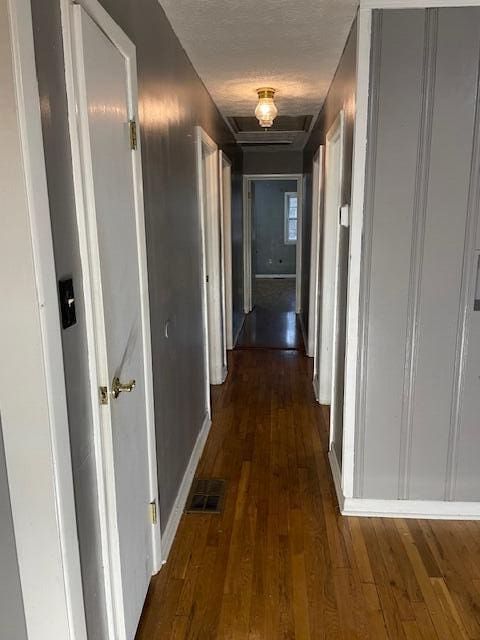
[255,88,278,128]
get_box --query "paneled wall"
[357,8,480,501]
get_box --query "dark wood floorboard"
[235,308,303,351]
[135,350,480,640]
[236,278,303,350]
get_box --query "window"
[284,192,298,244]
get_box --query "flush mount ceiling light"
[255,87,278,128]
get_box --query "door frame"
[243,174,303,314]
[60,0,161,636]
[2,1,87,637]
[219,152,234,350]
[316,112,345,409]
[195,126,227,390]
[308,145,325,359]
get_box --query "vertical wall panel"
[409,8,480,499]
[359,7,480,502]
[361,10,425,498]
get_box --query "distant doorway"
[238,176,303,350]
[243,175,303,315]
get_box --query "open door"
[219,152,233,350]
[196,127,227,388]
[315,112,346,468]
[65,3,160,638]
[309,145,324,362]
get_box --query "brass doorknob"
[111,376,136,399]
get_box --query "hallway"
[236,279,303,350]
[135,350,480,640]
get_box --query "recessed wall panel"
[409,8,480,499]
[362,10,425,498]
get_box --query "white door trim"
[3,0,87,637]
[328,111,346,452]
[341,7,372,501]
[317,112,345,411]
[307,146,324,358]
[219,152,234,350]
[195,126,226,389]
[243,174,303,314]
[60,1,161,637]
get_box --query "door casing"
[219,152,234,350]
[316,112,345,409]
[243,174,304,315]
[195,126,227,391]
[309,145,325,361]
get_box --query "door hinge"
[129,119,137,150]
[99,386,108,405]
[149,500,157,525]
[206,275,209,283]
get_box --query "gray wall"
[243,149,303,175]
[253,180,297,275]
[302,17,357,465]
[30,0,242,636]
[0,422,27,640]
[357,8,480,501]
[302,16,357,335]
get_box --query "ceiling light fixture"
[255,87,278,128]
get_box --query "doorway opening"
[196,127,228,396]
[312,111,348,475]
[237,174,304,350]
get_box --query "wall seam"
[445,36,480,502]
[398,8,437,500]
[354,9,382,498]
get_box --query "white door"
[197,128,226,387]
[219,152,233,350]
[72,7,157,639]
[309,146,324,360]
[316,113,344,407]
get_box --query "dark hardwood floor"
[236,278,303,350]
[136,350,480,639]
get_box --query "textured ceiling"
[159,0,357,125]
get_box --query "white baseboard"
[328,450,480,520]
[211,364,227,386]
[161,411,211,562]
[255,273,296,279]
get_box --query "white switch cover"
[340,204,350,227]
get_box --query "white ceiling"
[159,0,358,124]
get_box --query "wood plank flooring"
[136,350,480,639]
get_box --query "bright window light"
[284,192,298,244]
